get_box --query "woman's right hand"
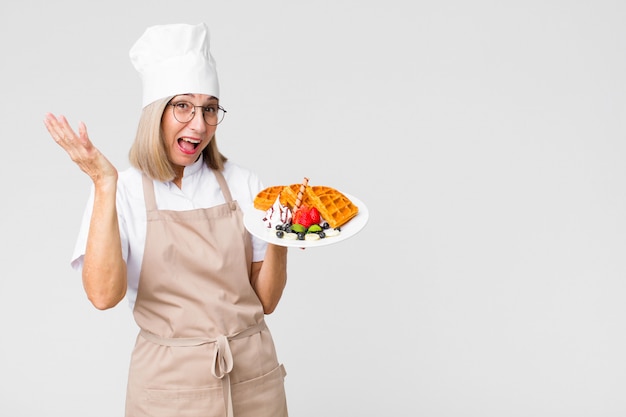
[44,113,118,185]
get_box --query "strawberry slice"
[292,206,311,228]
[308,206,321,225]
[294,205,322,229]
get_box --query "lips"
[177,137,201,155]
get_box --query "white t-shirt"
[71,157,268,309]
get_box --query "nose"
[188,108,207,131]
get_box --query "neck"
[172,166,184,189]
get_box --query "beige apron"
[125,171,288,417]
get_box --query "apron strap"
[139,320,266,346]
[141,174,158,212]
[213,169,237,210]
[214,334,235,417]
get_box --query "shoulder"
[117,166,144,191]
[220,161,264,207]
[115,166,146,208]
[222,161,264,194]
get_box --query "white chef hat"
[129,23,220,107]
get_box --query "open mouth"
[178,137,201,155]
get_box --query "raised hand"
[44,113,118,185]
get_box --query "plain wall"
[1,1,625,416]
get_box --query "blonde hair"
[129,96,228,181]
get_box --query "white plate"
[243,193,369,248]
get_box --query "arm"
[82,178,127,309]
[44,114,127,310]
[250,244,288,314]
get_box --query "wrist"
[93,173,118,193]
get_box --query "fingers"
[43,113,63,143]
[44,113,93,148]
[78,121,90,145]
[57,115,76,143]
[43,112,118,182]
[78,121,86,136]
[44,113,74,145]
[44,113,92,166]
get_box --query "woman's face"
[161,93,219,174]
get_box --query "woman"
[44,23,289,417]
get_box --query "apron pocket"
[231,364,288,417]
[145,385,224,417]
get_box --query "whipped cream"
[262,196,292,229]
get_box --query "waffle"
[279,184,314,209]
[305,186,359,228]
[254,183,359,229]
[253,185,285,211]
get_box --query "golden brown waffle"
[278,184,314,209]
[305,186,359,228]
[253,185,285,211]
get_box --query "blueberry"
[276,230,284,238]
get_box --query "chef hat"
[129,23,220,107]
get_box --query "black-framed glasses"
[167,101,227,126]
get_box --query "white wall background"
[1,1,625,416]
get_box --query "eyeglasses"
[167,101,227,126]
